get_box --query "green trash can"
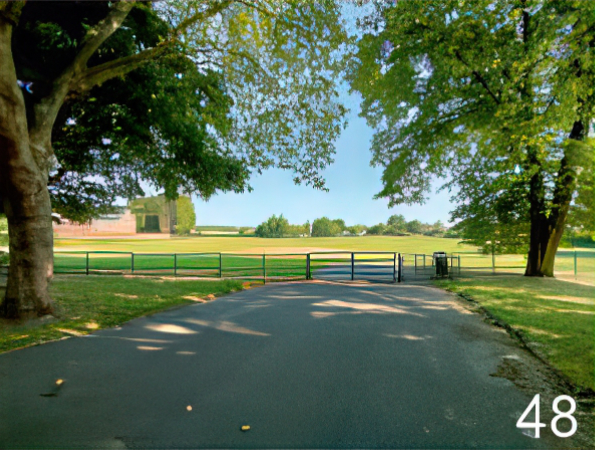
[433,252,448,277]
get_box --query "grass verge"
[0,275,243,354]
[436,276,595,393]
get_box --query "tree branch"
[73,44,171,93]
[173,0,234,36]
[454,50,501,105]
[71,1,136,77]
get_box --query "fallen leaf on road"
[187,405,192,411]
[241,425,250,432]
[56,379,64,386]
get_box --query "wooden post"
[86,252,89,276]
[414,254,417,273]
[131,252,135,274]
[351,252,355,281]
[423,254,426,270]
[306,253,311,280]
[397,253,402,283]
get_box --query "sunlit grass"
[0,276,243,353]
[54,235,474,254]
[437,276,595,391]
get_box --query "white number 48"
[516,394,577,438]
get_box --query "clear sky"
[187,92,458,228]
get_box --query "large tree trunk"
[0,15,55,318]
[540,120,584,277]
[524,146,549,277]
[1,2,138,318]
[2,191,54,319]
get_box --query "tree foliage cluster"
[255,214,309,238]
[350,0,594,276]
[175,196,196,235]
[311,217,344,237]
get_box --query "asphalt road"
[0,281,564,449]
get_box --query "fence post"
[397,253,402,283]
[458,255,461,275]
[174,253,177,277]
[423,254,426,270]
[306,253,311,280]
[491,248,495,274]
[574,250,577,280]
[263,254,266,284]
[86,252,89,276]
[393,252,397,282]
[219,253,222,278]
[414,254,418,274]
[351,252,355,281]
[131,252,135,274]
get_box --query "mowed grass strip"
[437,276,595,392]
[0,276,243,354]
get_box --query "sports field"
[53,235,594,284]
[54,235,471,254]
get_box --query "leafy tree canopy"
[14,1,351,223]
[349,0,594,273]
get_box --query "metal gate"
[308,251,401,283]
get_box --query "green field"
[55,235,473,254]
[53,236,594,284]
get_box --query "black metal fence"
[7,249,590,284]
[50,251,409,283]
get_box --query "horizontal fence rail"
[50,251,410,283]
[8,249,587,285]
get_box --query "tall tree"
[0,1,350,318]
[349,0,594,277]
[175,197,196,235]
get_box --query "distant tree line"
[254,214,459,238]
[365,215,457,237]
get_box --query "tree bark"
[0,2,135,318]
[524,146,549,277]
[2,192,54,318]
[540,120,584,277]
[0,16,55,318]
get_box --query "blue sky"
[185,92,457,228]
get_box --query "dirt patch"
[241,247,344,254]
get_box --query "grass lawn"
[0,276,243,354]
[53,236,594,284]
[436,276,595,392]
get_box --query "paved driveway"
[0,281,562,448]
